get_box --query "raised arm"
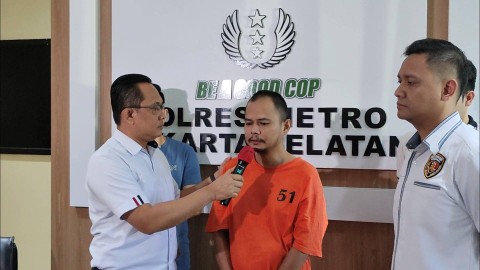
[123,168,242,234]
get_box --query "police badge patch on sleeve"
[424,153,446,179]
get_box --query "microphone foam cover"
[237,146,254,163]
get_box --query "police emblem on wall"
[424,153,446,179]
[222,8,295,69]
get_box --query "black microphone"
[220,146,254,206]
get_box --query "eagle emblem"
[221,8,296,69]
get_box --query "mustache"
[248,137,265,143]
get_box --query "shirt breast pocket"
[413,181,441,190]
[408,178,444,213]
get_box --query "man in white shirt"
[396,59,478,174]
[392,39,479,270]
[86,74,243,270]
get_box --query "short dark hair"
[152,83,165,103]
[404,38,467,100]
[465,59,477,92]
[248,90,289,121]
[111,74,152,125]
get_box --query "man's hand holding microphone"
[206,167,244,201]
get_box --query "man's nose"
[394,86,402,98]
[251,125,260,134]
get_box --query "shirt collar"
[406,132,421,150]
[420,112,463,154]
[113,129,145,155]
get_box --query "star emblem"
[249,30,265,45]
[251,47,264,59]
[249,9,266,28]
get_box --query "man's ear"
[122,108,136,124]
[465,91,475,107]
[441,79,458,101]
[283,119,292,134]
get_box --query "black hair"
[110,74,152,125]
[404,38,467,100]
[152,83,165,103]
[248,90,289,121]
[465,59,477,92]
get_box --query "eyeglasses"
[127,103,165,115]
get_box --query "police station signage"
[111,1,426,170]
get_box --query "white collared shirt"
[392,112,480,270]
[86,129,177,270]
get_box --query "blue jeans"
[176,221,191,270]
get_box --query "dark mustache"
[248,138,265,143]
